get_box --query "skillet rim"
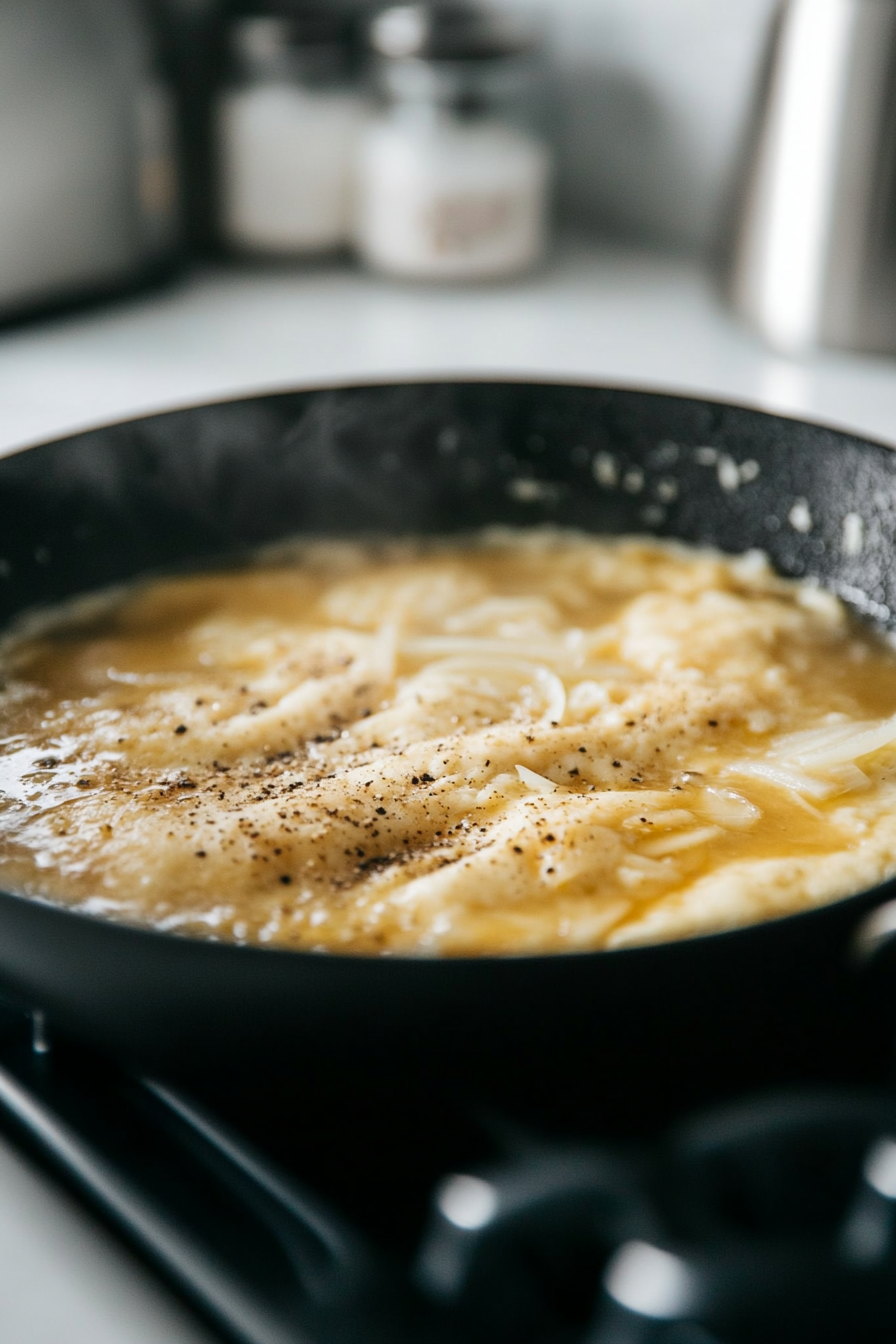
[5,370,896,463]
[0,869,892,970]
[1,373,894,970]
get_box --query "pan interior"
[0,383,895,960]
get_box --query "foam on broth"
[0,530,895,954]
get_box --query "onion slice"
[641,826,723,857]
[406,656,566,725]
[402,635,632,681]
[793,715,896,769]
[726,760,840,799]
[515,764,560,793]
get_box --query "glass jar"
[356,2,551,280]
[219,8,364,257]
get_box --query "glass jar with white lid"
[219,6,364,257]
[356,2,552,281]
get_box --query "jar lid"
[369,3,538,63]
[229,6,356,82]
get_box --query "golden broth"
[0,531,895,955]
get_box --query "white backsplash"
[546,0,778,252]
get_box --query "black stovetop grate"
[1,1001,896,1344]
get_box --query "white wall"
[547,0,779,252]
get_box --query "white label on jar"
[356,116,550,279]
[426,191,518,254]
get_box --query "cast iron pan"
[0,380,894,1126]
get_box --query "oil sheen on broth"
[1,531,896,956]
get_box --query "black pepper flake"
[411,776,420,785]
[545,834,555,842]
[280,875,292,885]
[626,720,636,727]
[569,768,579,777]
[708,720,718,727]
[513,845,523,854]
[359,854,397,872]
[375,806,387,815]
[578,747,586,754]
[421,773,434,783]
[76,778,92,787]
[177,778,197,788]
[174,724,187,735]
[195,850,206,858]
[612,761,621,768]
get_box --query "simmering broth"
[0,531,895,955]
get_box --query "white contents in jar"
[355,113,550,279]
[220,84,363,255]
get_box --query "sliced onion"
[700,787,761,830]
[373,621,398,681]
[402,635,632,681]
[105,667,192,686]
[622,809,695,830]
[404,656,566,725]
[823,763,871,793]
[726,760,839,799]
[767,717,856,758]
[515,764,559,793]
[640,825,723,857]
[618,854,677,884]
[793,715,896,769]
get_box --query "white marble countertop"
[4,239,896,460]
[1,238,896,1343]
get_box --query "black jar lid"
[228,3,358,83]
[368,2,538,64]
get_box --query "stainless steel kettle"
[728,0,896,355]
[0,0,180,322]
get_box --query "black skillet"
[0,380,895,1128]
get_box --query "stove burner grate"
[0,1001,895,1344]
